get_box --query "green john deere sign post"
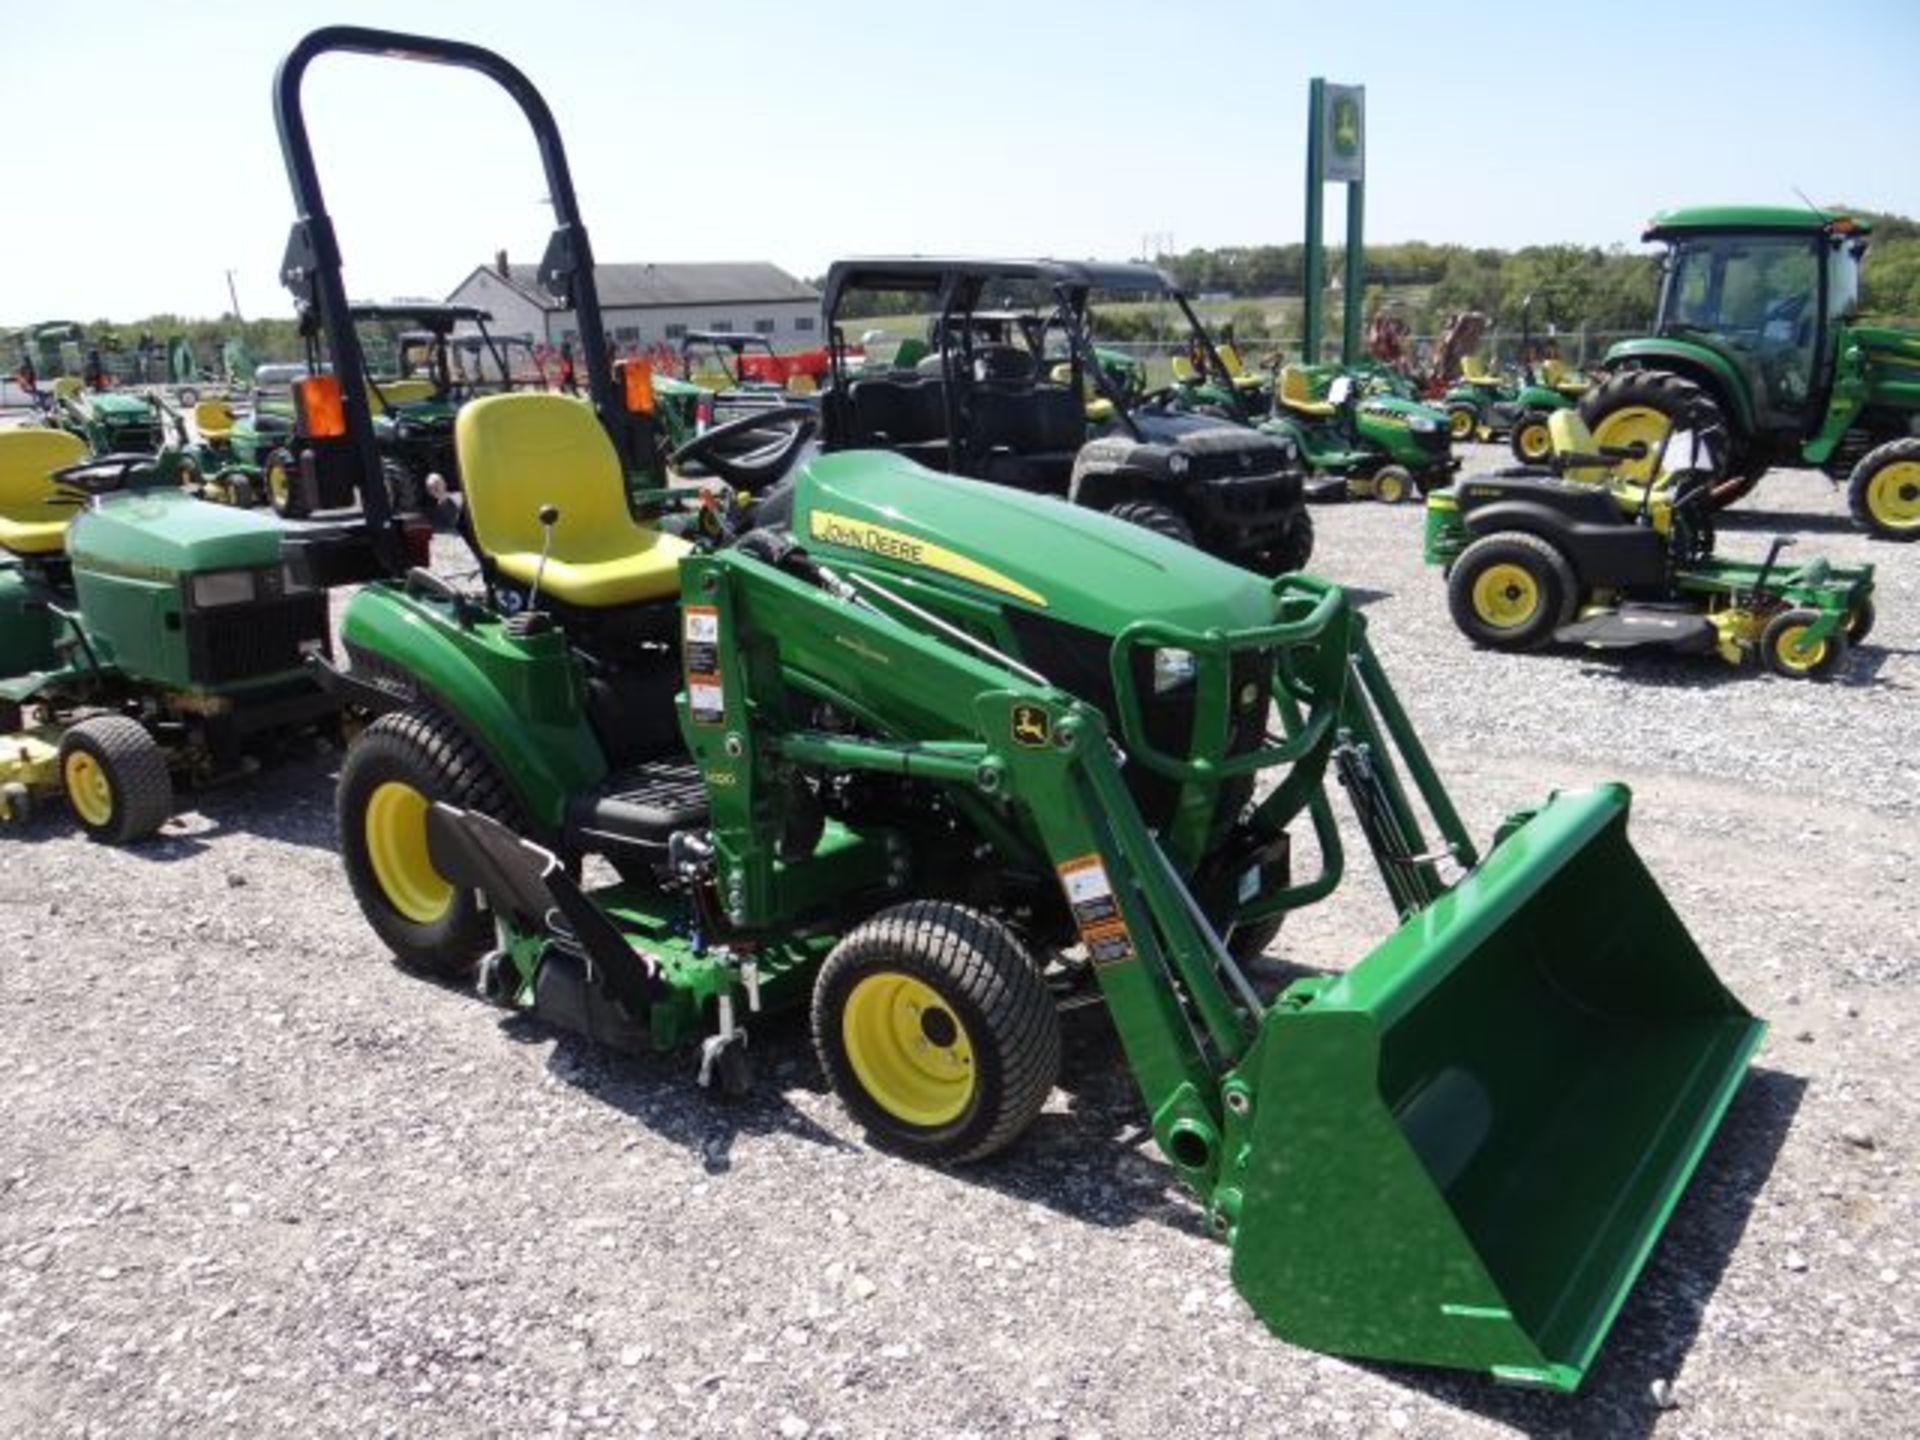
[1302,78,1365,365]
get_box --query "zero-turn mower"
[1426,409,1874,677]
[289,26,1762,1394]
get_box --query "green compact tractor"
[292,27,1762,1393]
[1425,409,1874,677]
[0,421,404,841]
[1581,207,1920,539]
[821,259,1314,575]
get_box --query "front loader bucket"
[1228,784,1762,1391]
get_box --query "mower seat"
[0,428,88,555]
[1460,354,1501,386]
[1278,366,1337,418]
[458,393,689,608]
[1170,355,1198,384]
[1539,358,1587,395]
[194,398,235,442]
[50,377,84,401]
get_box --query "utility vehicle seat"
[1216,344,1266,390]
[194,398,235,441]
[1170,355,1198,384]
[1278,366,1337,417]
[368,379,436,414]
[458,393,688,608]
[0,428,88,555]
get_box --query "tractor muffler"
[1225,784,1762,1390]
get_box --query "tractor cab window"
[1661,234,1820,415]
[1827,238,1865,325]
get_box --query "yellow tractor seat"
[1459,354,1502,385]
[1545,409,1613,483]
[50,376,84,401]
[1217,343,1249,378]
[1278,365,1337,418]
[0,428,88,555]
[194,398,236,442]
[1169,355,1198,384]
[366,379,436,414]
[458,393,689,609]
[1539,357,1588,396]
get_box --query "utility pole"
[225,269,244,322]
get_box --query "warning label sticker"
[1056,854,1133,967]
[688,680,725,726]
[683,605,720,677]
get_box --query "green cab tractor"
[291,26,1761,1394]
[1580,206,1920,540]
[1425,408,1874,678]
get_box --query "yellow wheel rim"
[1470,563,1541,628]
[1772,623,1828,674]
[1864,461,1920,533]
[841,972,976,1127]
[1517,422,1552,462]
[1448,408,1475,440]
[364,780,453,924]
[64,751,114,827]
[1376,471,1406,503]
[1590,405,1668,483]
[266,459,290,508]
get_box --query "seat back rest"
[849,377,948,446]
[50,376,84,400]
[1218,343,1248,378]
[457,393,633,565]
[0,428,88,517]
[1461,354,1494,382]
[195,398,235,434]
[1547,409,1612,482]
[1170,355,1197,383]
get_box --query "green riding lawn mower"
[292,26,1763,1393]
[1264,364,1456,503]
[819,259,1315,575]
[1440,304,1590,466]
[1579,207,1920,540]
[1425,408,1875,677]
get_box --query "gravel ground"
[2,447,1916,1438]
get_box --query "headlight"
[1407,416,1440,434]
[190,570,256,608]
[1166,451,1190,478]
[1153,647,1197,694]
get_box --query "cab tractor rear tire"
[1510,413,1555,467]
[1577,370,1748,505]
[812,900,1060,1164]
[1106,498,1194,546]
[1760,608,1849,681]
[1846,437,1920,542]
[338,708,524,977]
[58,715,173,845]
[1446,531,1578,651]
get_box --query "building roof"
[453,261,819,313]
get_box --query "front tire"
[1446,404,1477,442]
[338,709,523,975]
[1846,438,1920,542]
[1510,413,1554,466]
[1761,609,1848,680]
[1258,508,1315,575]
[812,900,1060,1164]
[1105,497,1194,546]
[1371,464,1414,505]
[58,715,172,845]
[1446,532,1578,650]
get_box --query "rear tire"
[1578,370,1740,505]
[1846,438,1920,542]
[1760,608,1848,681]
[812,900,1060,1164]
[1105,498,1194,546]
[338,708,524,976]
[58,715,172,844]
[1446,532,1578,650]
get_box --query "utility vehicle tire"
[1510,413,1555,466]
[1846,597,1876,645]
[1446,532,1578,650]
[1760,608,1849,681]
[381,457,423,517]
[58,715,172,845]
[1371,464,1415,505]
[1577,370,1745,505]
[1846,438,1920,542]
[812,900,1060,1164]
[1446,405,1477,442]
[338,708,524,977]
[1258,509,1315,576]
[1105,498,1194,546]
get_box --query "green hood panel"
[68,490,285,578]
[791,451,1276,631]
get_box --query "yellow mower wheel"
[1447,532,1577,650]
[1847,441,1920,542]
[1447,406,1476,441]
[1471,564,1540,628]
[1372,465,1413,505]
[1761,609,1847,680]
[813,900,1059,1163]
[56,715,172,845]
[1511,416,1554,465]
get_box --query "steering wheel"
[50,452,157,498]
[669,404,817,489]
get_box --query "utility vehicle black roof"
[348,303,494,331]
[823,258,1181,310]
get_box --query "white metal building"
[446,257,821,351]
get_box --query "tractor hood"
[791,450,1277,633]
[82,392,155,420]
[68,488,286,579]
[1358,394,1447,429]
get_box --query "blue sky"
[3,0,1916,322]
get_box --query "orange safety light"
[295,374,347,439]
[618,359,655,416]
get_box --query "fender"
[335,581,608,833]
[1599,337,1757,434]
